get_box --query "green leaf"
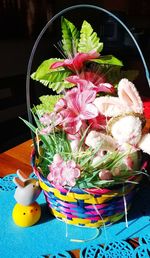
[31,58,74,93]
[61,17,80,56]
[33,95,63,116]
[91,55,123,66]
[78,20,103,53]
[47,81,73,93]
[31,58,64,80]
[37,131,72,177]
[19,117,36,133]
[77,179,115,189]
[31,58,72,82]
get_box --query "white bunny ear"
[94,96,128,117]
[13,177,25,188]
[16,169,28,182]
[94,79,143,117]
[118,79,143,114]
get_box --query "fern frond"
[61,17,80,56]
[78,20,103,53]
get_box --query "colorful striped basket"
[32,157,141,227]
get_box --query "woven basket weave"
[33,160,141,227]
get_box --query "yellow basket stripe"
[39,180,52,192]
[50,206,128,227]
[85,196,113,204]
[53,189,77,202]
[39,177,138,204]
[51,208,108,226]
[51,208,66,219]
[71,193,93,200]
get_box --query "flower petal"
[50,51,100,72]
[80,103,98,119]
[99,83,115,94]
[50,61,65,69]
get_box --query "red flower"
[67,74,115,94]
[142,97,150,119]
[88,115,107,130]
[50,51,100,72]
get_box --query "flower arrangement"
[22,17,150,228]
[24,18,150,191]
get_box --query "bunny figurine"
[85,79,150,177]
[12,170,42,227]
[13,169,41,206]
[94,78,150,155]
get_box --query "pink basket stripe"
[85,203,108,209]
[57,200,77,208]
[85,188,111,194]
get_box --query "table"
[0,139,32,177]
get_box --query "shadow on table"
[128,178,150,220]
[37,203,55,225]
[115,178,150,237]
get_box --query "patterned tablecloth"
[0,173,150,257]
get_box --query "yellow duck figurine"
[12,170,41,227]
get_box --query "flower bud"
[99,170,112,180]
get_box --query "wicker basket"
[32,156,141,227]
[27,5,149,227]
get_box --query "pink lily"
[67,74,115,94]
[50,51,100,72]
[54,98,67,112]
[59,87,98,134]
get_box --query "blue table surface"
[0,174,150,258]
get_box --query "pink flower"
[50,51,100,72]
[80,71,105,86]
[88,114,107,130]
[47,154,80,187]
[67,74,115,94]
[40,112,63,135]
[40,113,53,126]
[54,98,67,112]
[59,87,98,134]
[62,160,80,187]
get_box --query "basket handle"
[26,4,150,153]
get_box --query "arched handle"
[26,4,150,152]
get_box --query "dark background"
[0,0,150,152]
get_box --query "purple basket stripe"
[85,208,123,216]
[64,213,78,219]
[57,200,77,208]
[89,216,102,221]
[85,203,108,209]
